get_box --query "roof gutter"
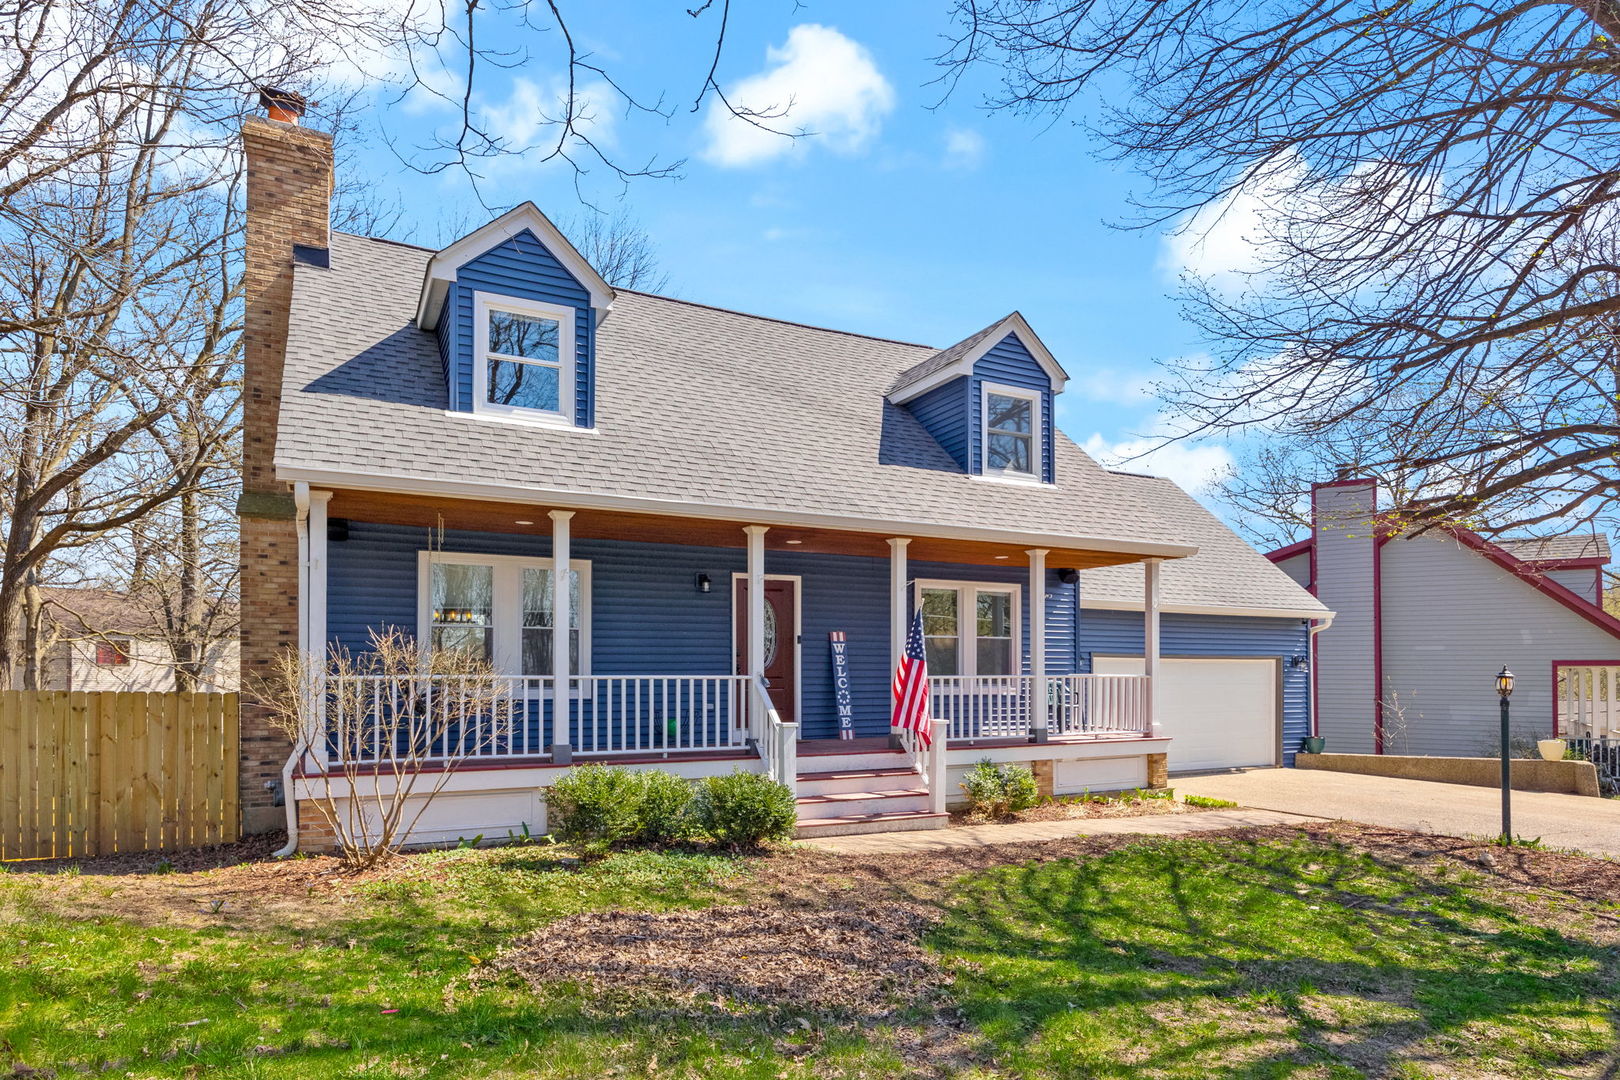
[274,464,1201,561]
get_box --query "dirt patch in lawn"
[483,904,948,1015]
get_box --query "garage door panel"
[1091,656,1278,772]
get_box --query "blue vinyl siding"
[970,332,1055,483]
[906,376,971,469]
[326,521,1079,741]
[1076,608,1313,764]
[445,229,593,426]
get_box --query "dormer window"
[982,383,1041,478]
[473,293,575,424]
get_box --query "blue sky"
[338,1,1238,494]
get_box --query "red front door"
[734,578,797,724]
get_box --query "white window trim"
[913,578,1022,680]
[471,292,578,428]
[980,381,1044,481]
[416,550,592,681]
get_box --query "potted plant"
[1302,735,1325,754]
[1537,737,1568,761]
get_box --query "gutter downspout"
[272,482,312,858]
[1307,613,1335,739]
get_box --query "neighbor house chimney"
[1311,479,1381,756]
[237,94,332,834]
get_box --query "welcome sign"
[829,631,855,739]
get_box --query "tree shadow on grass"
[933,834,1620,1078]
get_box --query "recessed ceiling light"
[784,539,803,545]
[994,555,1010,560]
[514,520,534,525]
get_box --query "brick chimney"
[237,97,332,833]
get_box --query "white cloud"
[942,127,985,170]
[702,24,895,167]
[1082,416,1234,495]
[1075,368,1156,406]
[1159,150,1309,284]
[476,75,617,156]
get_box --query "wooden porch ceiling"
[324,488,1154,570]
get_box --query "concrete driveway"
[1176,768,1620,858]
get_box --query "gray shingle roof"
[274,233,1325,614]
[885,316,1010,396]
[1495,535,1611,563]
[1079,474,1331,615]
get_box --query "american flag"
[891,610,932,747]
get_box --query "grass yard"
[0,824,1616,1078]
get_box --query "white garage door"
[1091,656,1278,772]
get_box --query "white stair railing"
[750,676,798,791]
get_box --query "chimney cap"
[257,87,307,124]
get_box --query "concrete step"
[794,787,929,820]
[794,810,950,839]
[795,766,921,795]
[792,747,909,775]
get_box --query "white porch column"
[308,489,331,660]
[1027,548,1049,742]
[887,538,911,676]
[550,510,575,762]
[744,523,768,656]
[1144,557,1162,738]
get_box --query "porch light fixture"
[695,573,712,594]
[1496,665,1515,845]
[1289,654,1309,670]
[1057,568,1080,585]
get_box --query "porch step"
[794,786,929,820]
[791,748,909,775]
[795,766,921,795]
[793,810,950,839]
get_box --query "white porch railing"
[894,717,949,814]
[1557,663,1620,739]
[324,674,552,765]
[929,674,1152,742]
[323,673,754,766]
[750,676,798,789]
[565,674,751,756]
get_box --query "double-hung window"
[420,552,590,681]
[473,293,576,424]
[981,383,1042,479]
[916,582,1020,679]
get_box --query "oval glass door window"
[763,599,779,666]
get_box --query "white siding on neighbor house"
[1312,483,1379,753]
[1379,533,1620,755]
[1275,551,1311,589]
[62,638,239,692]
[1544,567,1601,605]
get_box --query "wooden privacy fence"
[0,691,239,860]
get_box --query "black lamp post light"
[1496,665,1515,844]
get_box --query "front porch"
[286,485,1177,842]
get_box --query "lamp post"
[1496,665,1515,844]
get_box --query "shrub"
[547,764,644,855]
[1183,794,1238,809]
[959,760,1040,817]
[632,770,697,845]
[693,772,797,849]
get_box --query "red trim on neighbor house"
[1265,537,1314,564]
[1445,526,1620,640]
[1372,521,1385,755]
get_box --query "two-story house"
[238,99,1328,848]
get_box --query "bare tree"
[940,0,1620,536]
[562,211,670,292]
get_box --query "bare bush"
[255,628,517,868]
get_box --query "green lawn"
[0,830,1615,1078]
[937,835,1619,1077]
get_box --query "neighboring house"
[236,101,1327,846]
[1269,479,1620,756]
[20,588,239,692]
